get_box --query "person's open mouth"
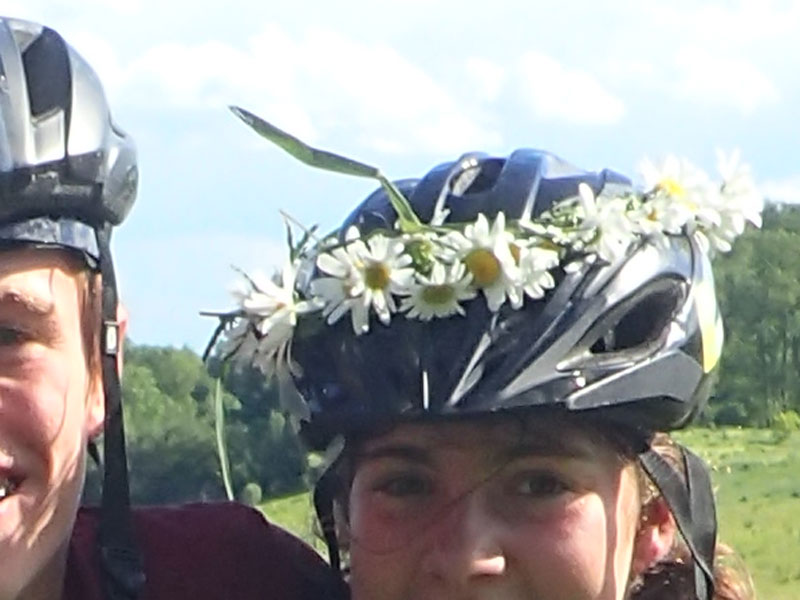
[0,476,20,502]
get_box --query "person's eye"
[373,473,432,498]
[0,325,30,346]
[509,471,569,498]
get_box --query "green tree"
[710,203,800,425]
[98,342,312,505]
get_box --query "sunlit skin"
[345,417,674,600]
[0,249,106,600]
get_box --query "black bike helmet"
[0,17,142,600]
[293,150,721,447]
[213,110,762,600]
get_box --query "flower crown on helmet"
[205,107,763,399]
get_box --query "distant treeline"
[85,344,308,506]
[87,203,798,506]
[711,202,800,426]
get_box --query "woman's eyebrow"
[496,438,594,462]
[355,444,433,466]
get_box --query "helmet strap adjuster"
[103,320,120,356]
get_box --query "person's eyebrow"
[496,437,594,462]
[0,288,54,316]
[355,444,433,466]
[0,287,60,343]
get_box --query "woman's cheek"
[508,495,613,596]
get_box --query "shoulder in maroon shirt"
[65,502,346,600]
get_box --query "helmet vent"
[450,159,502,196]
[22,28,71,118]
[589,281,684,354]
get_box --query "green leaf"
[230,105,422,233]
[376,174,424,233]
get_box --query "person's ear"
[87,302,129,438]
[631,496,676,576]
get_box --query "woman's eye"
[511,472,568,498]
[374,474,431,498]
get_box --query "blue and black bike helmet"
[289,150,722,600]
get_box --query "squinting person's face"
[0,249,103,599]
[346,417,653,600]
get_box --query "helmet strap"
[639,445,717,600]
[96,225,145,599]
[313,464,342,573]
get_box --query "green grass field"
[675,427,800,599]
[263,427,800,599]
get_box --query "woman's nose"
[420,489,507,583]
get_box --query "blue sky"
[13,0,800,350]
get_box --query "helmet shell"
[292,150,721,449]
[0,17,137,262]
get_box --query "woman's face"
[345,417,661,600]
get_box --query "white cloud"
[465,57,508,103]
[641,0,800,46]
[516,52,626,125]
[106,23,500,155]
[761,176,800,204]
[2,3,36,17]
[607,58,657,81]
[671,47,780,114]
[65,31,127,97]
[595,2,795,114]
[19,0,141,16]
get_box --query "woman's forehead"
[357,415,611,459]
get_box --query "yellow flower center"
[364,262,391,290]
[464,248,501,287]
[657,177,686,199]
[421,284,455,306]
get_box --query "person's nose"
[420,488,507,585]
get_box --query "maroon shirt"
[65,503,345,600]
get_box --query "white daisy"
[638,155,722,235]
[639,155,707,201]
[311,227,414,335]
[442,212,522,311]
[229,261,322,376]
[573,183,636,264]
[515,242,560,300]
[400,261,476,320]
[716,149,764,231]
[235,263,322,333]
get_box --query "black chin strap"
[97,225,145,599]
[639,444,716,600]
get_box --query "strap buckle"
[103,320,120,356]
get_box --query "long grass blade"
[230,106,422,232]
[214,378,235,501]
